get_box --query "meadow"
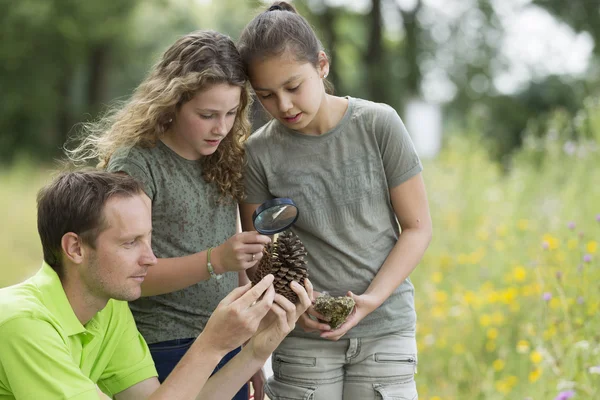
[0,100,598,399]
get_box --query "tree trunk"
[87,43,112,114]
[56,65,74,154]
[364,0,384,102]
[319,6,340,93]
[399,0,422,97]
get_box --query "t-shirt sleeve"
[0,318,98,399]
[243,143,273,204]
[97,301,157,396]
[376,106,423,189]
[106,148,156,200]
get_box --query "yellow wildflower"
[517,219,529,231]
[453,343,466,354]
[434,290,448,303]
[492,359,505,371]
[463,291,477,306]
[530,351,543,364]
[512,266,527,282]
[479,314,492,327]
[549,298,560,310]
[542,234,559,250]
[495,381,511,394]
[529,368,542,382]
[439,254,452,269]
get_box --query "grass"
[1,100,599,399]
[0,159,52,287]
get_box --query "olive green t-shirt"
[244,97,422,338]
[107,141,237,344]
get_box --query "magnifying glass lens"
[252,198,299,235]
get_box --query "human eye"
[257,92,272,100]
[226,110,237,117]
[288,84,301,92]
[123,239,137,248]
[198,113,214,120]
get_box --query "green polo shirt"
[0,263,157,399]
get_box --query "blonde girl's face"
[249,52,328,134]
[167,83,241,160]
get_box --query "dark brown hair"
[37,170,143,276]
[238,1,333,93]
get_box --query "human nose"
[277,94,292,113]
[212,117,228,136]
[141,240,157,267]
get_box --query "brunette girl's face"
[249,52,328,134]
[168,83,241,160]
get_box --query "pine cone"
[250,231,308,304]
[252,243,275,283]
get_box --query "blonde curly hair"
[67,30,252,202]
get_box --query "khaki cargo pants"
[265,332,418,400]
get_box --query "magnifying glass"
[252,198,299,235]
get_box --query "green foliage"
[459,75,590,165]
[414,98,599,399]
[0,0,598,164]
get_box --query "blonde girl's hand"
[296,289,332,333]
[319,291,378,341]
[212,232,271,273]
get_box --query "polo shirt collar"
[32,263,86,337]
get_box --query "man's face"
[81,194,156,302]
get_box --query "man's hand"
[202,274,275,355]
[319,291,377,341]
[296,290,332,333]
[212,232,271,273]
[247,279,313,360]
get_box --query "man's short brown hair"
[37,170,143,276]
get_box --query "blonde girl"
[68,30,270,399]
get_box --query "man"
[0,170,311,399]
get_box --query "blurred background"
[1,0,598,398]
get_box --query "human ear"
[317,51,330,79]
[61,233,85,264]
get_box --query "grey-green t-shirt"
[244,97,422,338]
[107,141,237,344]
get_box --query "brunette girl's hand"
[320,291,378,341]
[296,290,332,333]
[212,232,271,273]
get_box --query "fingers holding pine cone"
[250,231,308,304]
